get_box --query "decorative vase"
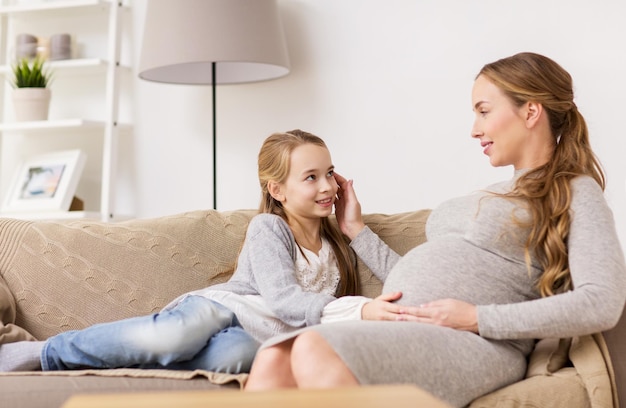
[12,87,51,121]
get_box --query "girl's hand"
[414,299,479,333]
[333,172,366,240]
[362,292,422,321]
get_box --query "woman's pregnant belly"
[382,238,538,307]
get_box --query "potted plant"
[10,57,52,121]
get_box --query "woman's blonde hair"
[257,129,359,296]
[478,52,605,296]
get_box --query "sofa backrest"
[0,209,431,341]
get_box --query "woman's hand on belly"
[414,299,479,333]
[361,292,479,334]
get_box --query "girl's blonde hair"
[478,52,605,296]
[257,129,359,296]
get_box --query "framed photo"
[2,149,86,213]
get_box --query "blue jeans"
[41,296,260,374]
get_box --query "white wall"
[123,0,626,253]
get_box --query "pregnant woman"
[244,52,626,407]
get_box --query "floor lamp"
[138,0,290,209]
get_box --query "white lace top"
[295,239,371,324]
[294,239,340,295]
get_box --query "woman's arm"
[477,176,626,339]
[406,177,626,338]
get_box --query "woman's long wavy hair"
[478,52,605,296]
[257,130,359,297]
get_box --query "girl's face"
[278,144,338,221]
[471,75,531,169]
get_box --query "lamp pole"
[212,62,217,210]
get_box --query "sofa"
[0,208,624,407]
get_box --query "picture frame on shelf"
[1,149,86,213]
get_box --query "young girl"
[0,129,363,374]
[245,53,626,407]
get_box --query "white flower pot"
[12,87,51,122]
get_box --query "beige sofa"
[0,209,623,407]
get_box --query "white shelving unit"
[0,0,130,221]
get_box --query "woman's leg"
[246,331,359,390]
[245,339,297,390]
[290,331,358,387]
[42,296,234,371]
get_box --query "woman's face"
[471,75,531,169]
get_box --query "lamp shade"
[138,0,290,85]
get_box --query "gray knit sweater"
[358,173,626,340]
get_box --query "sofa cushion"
[526,337,570,375]
[0,218,38,343]
[1,273,37,343]
[470,333,613,408]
